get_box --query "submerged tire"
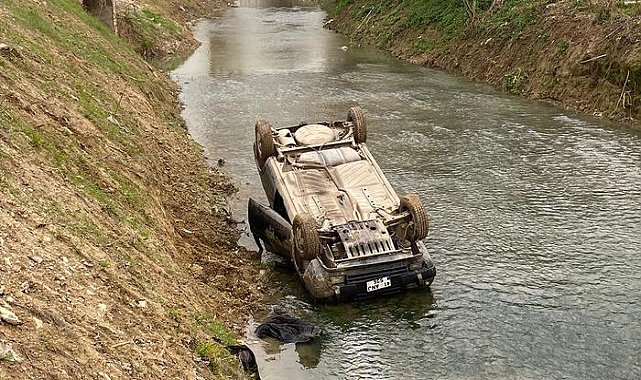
[292,213,322,267]
[400,194,429,241]
[347,106,367,144]
[255,120,276,169]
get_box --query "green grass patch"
[121,7,183,58]
[9,1,139,75]
[74,82,141,147]
[413,36,450,53]
[557,39,570,55]
[195,313,238,346]
[617,2,641,17]
[0,109,69,166]
[75,214,109,245]
[51,0,131,50]
[69,169,124,219]
[401,0,470,35]
[109,171,145,209]
[141,9,181,35]
[166,307,182,321]
[325,0,352,17]
[128,215,150,236]
[482,0,538,38]
[351,0,389,19]
[195,341,245,378]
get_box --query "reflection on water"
[207,8,333,75]
[173,1,641,379]
[238,0,319,7]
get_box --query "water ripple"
[176,5,641,379]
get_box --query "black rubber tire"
[400,194,429,241]
[292,213,321,267]
[347,106,367,144]
[255,120,276,169]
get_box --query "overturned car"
[248,107,436,301]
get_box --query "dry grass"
[0,1,259,379]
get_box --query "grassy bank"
[117,0,226,58]
[324,0,641,123]
[0,1,259,379]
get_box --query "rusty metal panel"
[336,220,396,260]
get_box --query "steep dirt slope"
[325,0,641,124]
[116,0,227,58]
[1,1,259,379]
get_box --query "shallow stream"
[172,1,641,378]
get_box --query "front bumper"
[335,264,436,301]
[302,257,436,302]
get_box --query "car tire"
[347,106,367,144]
[400,194,429,241]
[292,213,321,267]
[255,120,276,169]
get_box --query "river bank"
[323,0,641,125]
[0,1,260,379]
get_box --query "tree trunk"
[82,0,117,33]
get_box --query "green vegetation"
[617,1,641,16]
[9,2,134,74]
[73,214,110,245]
[1,110,70,166]
[482,0,538,37]
[401,0,471,33]
[195,312,239,346]
[193,313,247,377]
[141,9,181,35]
[195,341,245,378]
[503,68,526,94]
[557,39,570,55]
[325,0,543,52]
[121,7,183,57]
[323,0,640,121]
[1,0,254,378]
[166,306,182,321]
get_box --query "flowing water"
[172,1,641,379]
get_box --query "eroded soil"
[1,1,260,379]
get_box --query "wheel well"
[273,191,289,223]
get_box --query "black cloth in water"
[255,315,322,344]
[226,344,260,379]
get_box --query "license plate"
[366,276,391,292]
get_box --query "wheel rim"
[293,225,305,269]
[294,227,303,256]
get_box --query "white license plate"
[366,276,391,292]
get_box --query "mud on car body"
[248,107,436,301]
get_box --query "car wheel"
[292,213,321,269]
[347,106,367,144]
[255,120,276,168]
[400,194,429,241]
